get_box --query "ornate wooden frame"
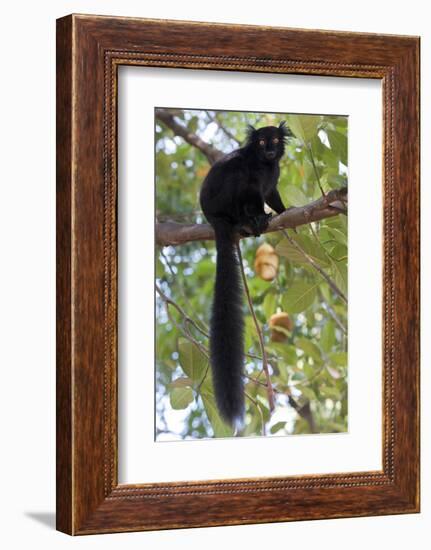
[56,14,420,535]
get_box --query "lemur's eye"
[273,137,279,144]
[259,139,266,146]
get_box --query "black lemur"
[199,122,290,427]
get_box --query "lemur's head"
[246,121,291,162]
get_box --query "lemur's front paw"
[251,213,272,237]
[258,212,272,233]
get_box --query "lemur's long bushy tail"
[210,220,245,427]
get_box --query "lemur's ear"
[246,124,257,141]
[279,120,293,138]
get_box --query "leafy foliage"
[155,108,348,440]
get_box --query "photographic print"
[155,108,348,440]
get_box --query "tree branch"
[246,375,317,434]
[156,109,224,165]
[205,111,242,145]
[287,396,317,433]
[156,187,347,246]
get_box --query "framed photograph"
[56,14,420,535]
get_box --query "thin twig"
[244,391,266,436]
[155,283,209,359]
[196,363,211,392]
[205,110,241,145]
[244,373,268,389]
[156,286,212,393]
[245,376,317,433]
[160,248,209,333]
[156,280,282,365]
[307,144,326,196]
[309,223,348,265]
[235,242,275,413]
[320,293,348,334]
[156,287,212,390]
[287,396,317,433]
[293,365,326,387]
[156,109,223,164]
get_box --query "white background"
[0,1,428,549]
[118,67,382,483]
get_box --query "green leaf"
[326,421,347,433]
[325,214,347,232]
[168,377,193,389]
[267,343,298,364]
[329,243,347,262]
[178,338,207,381]
[296,234,331,266]
[270,421,286,434]
[320,282,331,303]
[295,337,323,363]
[242,412,260,437]
[288,114,321,144]
[271,325,291,338]
[330,259,348,296]
[319,385,341,400]
[262,291,277,319]
[300,387,317,401]
[276,239,308,265]
[201,389,234,437]
[330,351,348,367]
[320,321,335,352]
[188,116,199,133]
[244,316,258,351]
[327,129,348,166]
[281,185,308,207]
[302,360,315,379]
[276,234,330,268]
[156,256,165,278]
[170,387,194,410]
[282,280,318,314]
[327,227,348,246]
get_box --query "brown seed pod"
[269,312,293,342]
[254,243,279,281]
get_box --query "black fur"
[199,123,289,426]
